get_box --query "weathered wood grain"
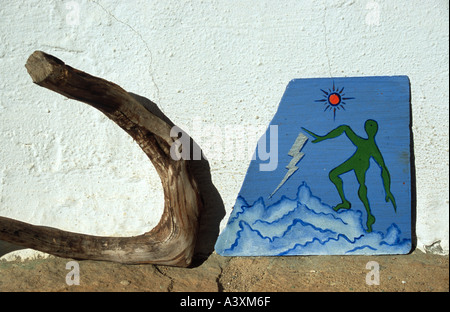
[0,51,202,267]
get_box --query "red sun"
[328,93,341,106]
[315,82,355,120]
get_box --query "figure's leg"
[329,164,352,211]
[355,170,375,232]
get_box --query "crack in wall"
[89,0,162,107]
[322,7,333,77]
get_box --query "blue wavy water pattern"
[215,183,411,256]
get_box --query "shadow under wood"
[120,93,227,265]
[0,93,226,264]
[129,93,226,265]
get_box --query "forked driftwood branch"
[0,51,202,267]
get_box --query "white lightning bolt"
[269,132,308,198]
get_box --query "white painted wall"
[0,0,448,259]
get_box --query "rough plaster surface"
[0,0,448,259]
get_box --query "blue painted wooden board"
[215,76,412,256]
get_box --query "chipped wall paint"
[0,0,448,259]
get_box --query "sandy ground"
[0,249,448,292]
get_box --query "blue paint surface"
[215,76,412,256]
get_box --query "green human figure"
[302,119,396,232]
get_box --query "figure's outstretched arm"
[301,127,323,142]
[302,125,357,143]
